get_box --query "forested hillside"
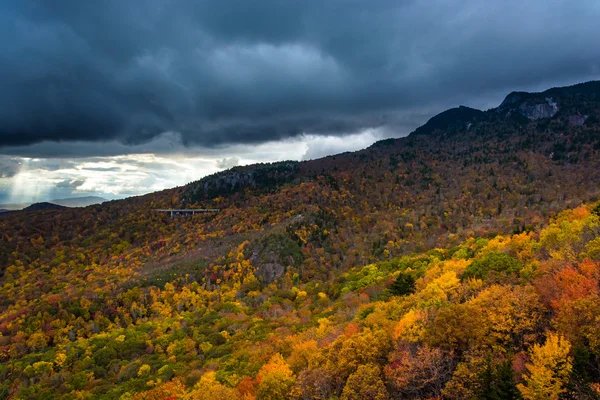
[1,81,600,399]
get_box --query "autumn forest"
[2,81,600,399]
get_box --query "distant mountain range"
[46,196,108,208]
[0,196,107,211]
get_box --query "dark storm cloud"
[1,0,599,155]
[0,158,22,178]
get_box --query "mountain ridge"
[372,79,600,145]
[22,202,67,212]
[183,80,600,209]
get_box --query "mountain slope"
[2,81,600,277]
[1,81,600,398]
[22,202,67,212]
[176,80,600,274]
[412,105,484,136]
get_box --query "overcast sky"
[1,0,599,203]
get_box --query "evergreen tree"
[388,273,416,296]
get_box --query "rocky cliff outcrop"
[568,114,587,126]
[184,161,300,203]
[517,97,559,120]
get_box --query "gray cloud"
[55,179,85,189]
[1,0,599,156]
[0,158,22,178]
[216,157,240,169]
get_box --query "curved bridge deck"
[155,209,220,218]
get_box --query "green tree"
[480,359,520,400]
[462,252,522,280]
[388,273,416,296]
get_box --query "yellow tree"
[326,328,391,379]
[187,371,240,400]
[133,379,188,400]
[256,353,295,400]
[517,333,572,400]
[341,363,389,400]
[287,340,320,373]
[467,285,544,352]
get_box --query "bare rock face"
[250,247,287,284]
[202,171,255,195]
[518,97,559,120]
[568,114,587,126]
[253,261,286,284]
[498,93,559,120]
[249,232,304,284]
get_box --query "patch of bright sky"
[0,128,396,203]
